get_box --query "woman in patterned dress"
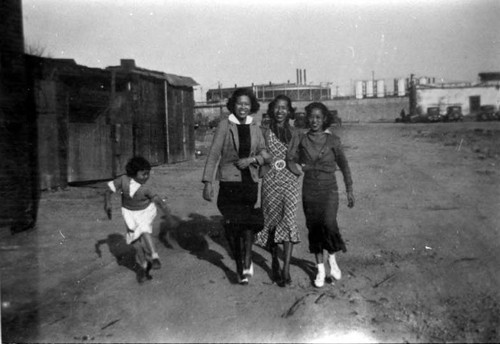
[256,95,300,286]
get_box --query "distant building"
[205,68,331,102]
[206,82,331,102]
[415,72,500,116]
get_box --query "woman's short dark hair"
[304,102,334,130]
[125,156,151,177]
[267,94,295,120]
[226,88,260,114]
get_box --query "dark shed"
[26,57,198,188]
[107,59,198,165]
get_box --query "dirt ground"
[1,122,500,343]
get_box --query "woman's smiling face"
[308,108,325,132]
[234,95,251,122]
[273,99,289,124]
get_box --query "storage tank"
[366,80,374,97]
[355,81,364,99]
[397,78,406,96]
[376,80,385,97]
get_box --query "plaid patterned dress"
[255,130,300,247]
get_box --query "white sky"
[22,0,500,95]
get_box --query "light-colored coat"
[202,115,268,183]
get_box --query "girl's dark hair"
[125,156,151,177]
[304,102,334,130]
[226,88,260,114]
[267,95,295,144]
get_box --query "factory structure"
[206,69,332,102]
[198,68,500,122]
[203,69,437,103]
[354,76,435,99]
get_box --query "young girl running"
[104,156,176,283]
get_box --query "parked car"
[443,106,463,122]
[476,105,496,121]
[330,110,342,127]
[427,107,441,122]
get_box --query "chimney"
[304,69,307,85]
[296,69,300,85]
[299,69,303,85]
[120,59,136,70]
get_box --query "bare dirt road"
[2,122,500,343]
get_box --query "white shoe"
[314,263,325,288]
[328,254,342,280]
[243,262,254,277]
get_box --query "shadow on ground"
[158,213,316,286]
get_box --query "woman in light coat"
[202,88,270,285]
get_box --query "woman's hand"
[203,182,214,202]
[347,191,355,208]
[234,157,254,170]
[286,161,302,176]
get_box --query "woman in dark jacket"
[202,88,269,285]
[287,102,355,288]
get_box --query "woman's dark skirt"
[217,181,261,269]
[217,181,260,230]
[302,172,347,254]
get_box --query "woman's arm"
[333,138,355,208]
[202,120,228,201]
[201,120,227,183]
[285,130,302,176]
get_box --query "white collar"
[229,113,253,125]
[129,178,141,198]
[308,128,332,135]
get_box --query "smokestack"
[296,69,300,85]
[304,69,307,85]
[299,69,302,85]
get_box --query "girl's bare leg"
[143,233,161,269]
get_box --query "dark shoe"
[239,275,249,285]
[145,262,153,280]
[280,271,293,288]
[271,260,281,285]
[137,268,148,284]
[151,258,161,270]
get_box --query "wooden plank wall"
[133,78,166,166]
[68,120,113,182]
[167,86,195,163]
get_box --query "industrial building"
[414,73,500,117]
[206,69,332,102]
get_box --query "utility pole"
[218,82,223,118]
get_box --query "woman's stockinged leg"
[282,241,293,284]
[314,250,326,288]
[271,243,281,283]
[243,229,253,271]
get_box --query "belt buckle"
[274,159,286,171]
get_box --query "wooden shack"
[107,59,198,165]
[26,57,197,189]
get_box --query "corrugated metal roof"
[106,65,198,87]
